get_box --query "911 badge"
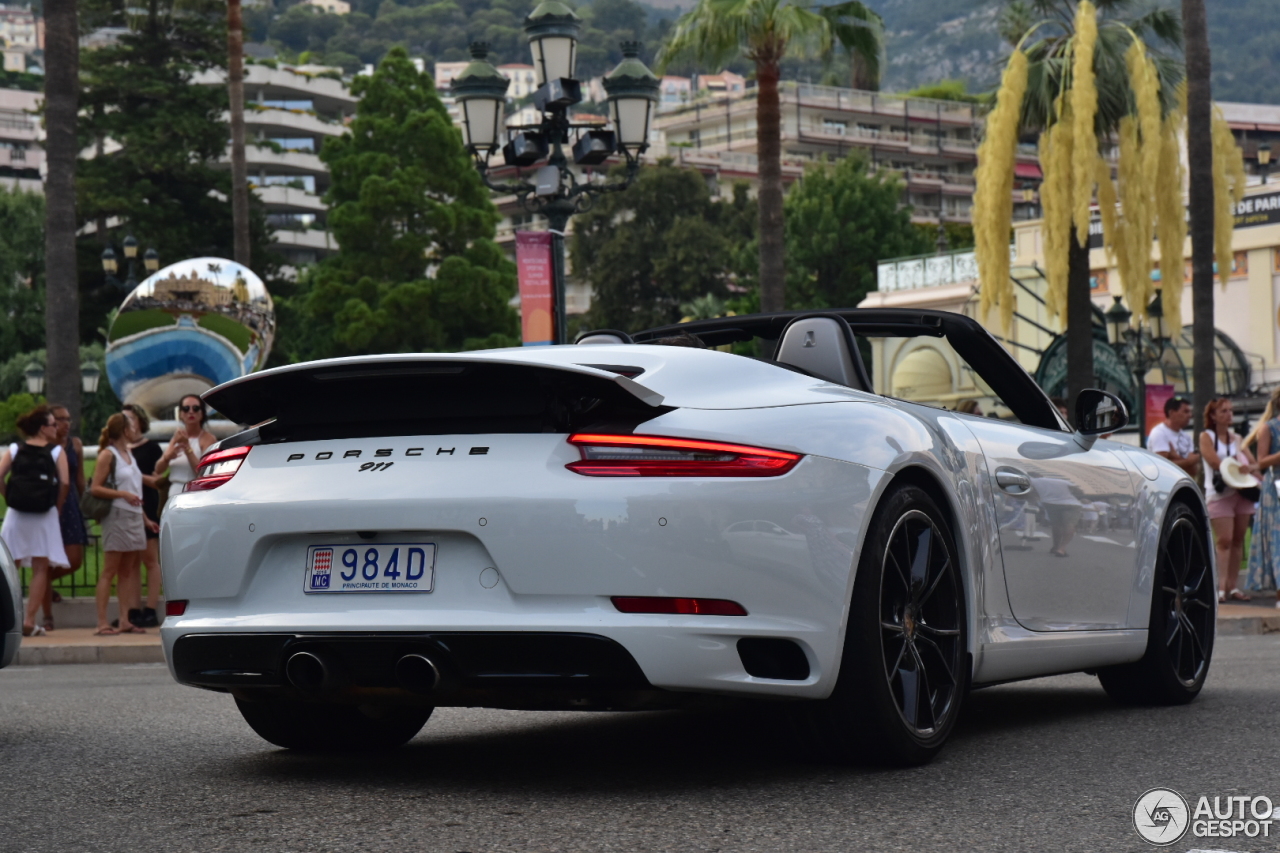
[304,543,436,593]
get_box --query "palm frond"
[818,0,883,81]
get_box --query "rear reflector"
[612,596,748,616]
[567,434,800,477]
[166,600,188,617]
[185,445,251,492]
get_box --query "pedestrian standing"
[1200,396,1260,603]
[125,404,163,627]
[43,404,86,632]
[154,395,217,492]
[1245,387,1280,605]
[1148,396,1202,477]
[0,406,70,636]
[91,412,157,635]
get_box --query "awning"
[1227,122,1257,131]
[1257,124,1280,132]
[1014,162,1043,179]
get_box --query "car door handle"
[995,467,1031,494]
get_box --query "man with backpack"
[0,406,70,636]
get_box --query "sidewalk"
[17,627,164,666]
[11,604,1278,666]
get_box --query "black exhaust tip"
[395,653,441,694]
[285,650,337,693]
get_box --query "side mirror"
[1075,389,1129,438]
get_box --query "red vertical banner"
[516,231,554,346]
[1145,384,1175,438]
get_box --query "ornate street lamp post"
[1106,291,1171,447]
[454,4,659,345]
[1259,142,1272,185]
[100,233,160,291]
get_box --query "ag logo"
[1134,788,1190,845]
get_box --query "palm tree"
[659,0,883,314]
[997,0,1181,418]
[228,0,251,268]
[42,0,81,429]
[1181,0,1214,434]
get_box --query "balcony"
[0,146,41,170]
[232,108,346,140]
[193,66,356,117]
[256,184,327,213]
[273,228,335,251]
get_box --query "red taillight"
[165,600,188,616]
[566,434,801,477]
[612,596,748,616]
[184,445,251,492]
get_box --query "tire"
[803,483,968,766]
[1098,501,1214,705]
[235,697,433,751]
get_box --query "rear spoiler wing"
[204,354,668,442]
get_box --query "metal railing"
[17,527,106,598]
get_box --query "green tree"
[0,188,46,364]
[285,47,517,359]
[784,155,930,310]
[77,0,278,342]
[572,162,756,332]
[659,0,883,314]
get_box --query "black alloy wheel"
[802,484,968,766]
[1098,501,1214,705]
[879,508,965,737]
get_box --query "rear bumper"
[171,631,662,709]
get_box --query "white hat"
[1220,457,1260,490]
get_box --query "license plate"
[304,544,436,593]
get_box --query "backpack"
[7,443,60,513]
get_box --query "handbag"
[80,452,116,523]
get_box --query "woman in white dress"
[154,394,217,492]
[91,412,158,635]
[0,406,70,636]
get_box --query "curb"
[17,644,166,666]
[1217,613,1280,636]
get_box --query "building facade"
[193,63,357,269]
[0,86,40,192]
[863,180,1280,429]
[651,81,1025,226]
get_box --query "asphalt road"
[1,636,1278,853]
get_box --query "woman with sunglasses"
[1200,396,1261,603]
[154,395,217,493]
[0,406,71,637]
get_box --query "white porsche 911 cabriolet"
[159,309,1215,764]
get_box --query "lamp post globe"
[1105,295,1131,347]
[453,42,510,157]
[123,233,139,260]
[602,42,660,158]
[143,247,160,274]
[524,0,580,87]
[23,362,44,396]
[80,361,102,395]
[101,246,118,275]
[1146,289,1167,344]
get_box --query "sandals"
[21,624,46,637]
[42,617,54,632]
[1218,590,1227,604]
[117,625,146,634]
[1228,589,1250,602]
[93,626,120,636]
